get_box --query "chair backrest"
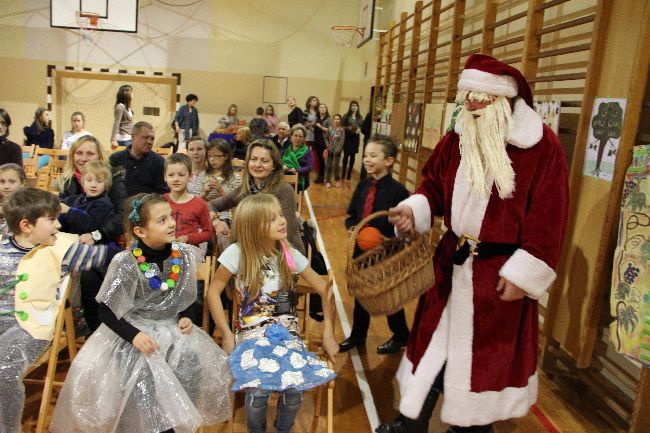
[48,159,67,175]
[22,144,35,157]
[153,147,173,158]
[111,146,127,154]
[284,173,299,193]
[23,157,39,177]
[35,173,50,190]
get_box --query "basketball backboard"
[356,0,375,48]
[50,0,139,33]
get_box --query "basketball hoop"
[75,11,100,43]
[331,25,365,48]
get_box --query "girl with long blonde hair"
[207,193,338,433]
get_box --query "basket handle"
[347,210,392,261]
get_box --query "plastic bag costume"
[50,245,232,433]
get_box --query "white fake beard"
[456,96,515,199]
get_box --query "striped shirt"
[0,236,107,314]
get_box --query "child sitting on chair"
[207,193,338,433]
[51,193,232,433]
[58,160,115,240]
[0,188,117,433]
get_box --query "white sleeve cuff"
[398,194,432,234]
[499,248,556,299]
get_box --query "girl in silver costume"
[51,194,232,433]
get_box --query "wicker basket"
[346,210,437,316]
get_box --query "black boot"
[376,387,441,433]
[446,425,493,433]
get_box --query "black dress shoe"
[376,337,407,354]
[338,336,366,353]
[375,415,407,433]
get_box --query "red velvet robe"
[396,99,569,426]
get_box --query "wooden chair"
[153,147,173,158]
[34,148,67,159]
[232,159,245,170]
[111,146,127,154]
[228,272,336,433]
[284,173,303,214]
[23,157,39,178]
[22,144,35,157]
[47,159,66,192]
[35,173,50,191]
[23,275,77,433]
[197,255,214,333]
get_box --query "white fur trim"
[458,69,518,98]
[499,248,556,299]
[398,194,431,234]
[507,98,543,149]
[441,374,538,426]
[396,305,450,418]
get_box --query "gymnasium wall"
[0,0,364,146]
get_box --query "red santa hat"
[457,54,533,108]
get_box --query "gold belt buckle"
[458,234,481,256]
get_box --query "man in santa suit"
[376,54,569,433]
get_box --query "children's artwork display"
[403,103,423,152]
[533,100,561,135]
[609,144,650,366]
[390,102,407,145]
[443,102,462,134]
[422,103,444,149]
[583,98,627,181]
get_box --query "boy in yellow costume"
[0,188,116,433]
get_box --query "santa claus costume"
[380,55,569,431]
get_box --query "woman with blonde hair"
[209,139,304,254]
[59,135,126,333]
[232,126,251,160]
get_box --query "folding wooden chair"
[284,173,303,214]
[111,146,127,154]
[47,159,66,192]
[22,144,35,157]
[228,272,336,433]
[35,173,50,191]
[34,148,67,159]
[23,157,39,178]
[153,147,173,158]
[197,255,214,333]
[23,275,77,433]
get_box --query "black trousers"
[350,299,409,342]
[80,269,105,333]
[314,139,326,179]
[404,365,493,433]
[341,152,356,180]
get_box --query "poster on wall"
[390,102,407,145]
[370,85,383,134]
[403,103,423,152]
[533,100,561,135]
[443,102,462,133]
[609,144,650,366]
[422,103,444,149]
[583,98,627,181]
[382,87,394,124]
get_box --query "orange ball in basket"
[357,226,385,251]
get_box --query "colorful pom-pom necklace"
[132,242,181,291]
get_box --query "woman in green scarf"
[282,123,314,191]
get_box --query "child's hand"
[59,203,70,214]
[176,235,189,243]
[222,331,235,354]
[178,317,193,334]
[133,332,159,356]
[323,334,339,365]
[79,233,94,245]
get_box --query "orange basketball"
[357,226,385,251]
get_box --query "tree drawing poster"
[583,98,627,181]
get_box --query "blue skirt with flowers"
[229,324,335,392]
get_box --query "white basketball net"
[75,12,99,44]
[331,26,364,48]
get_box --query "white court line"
[304,191,380,431]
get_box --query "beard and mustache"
[455,91,515,199]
